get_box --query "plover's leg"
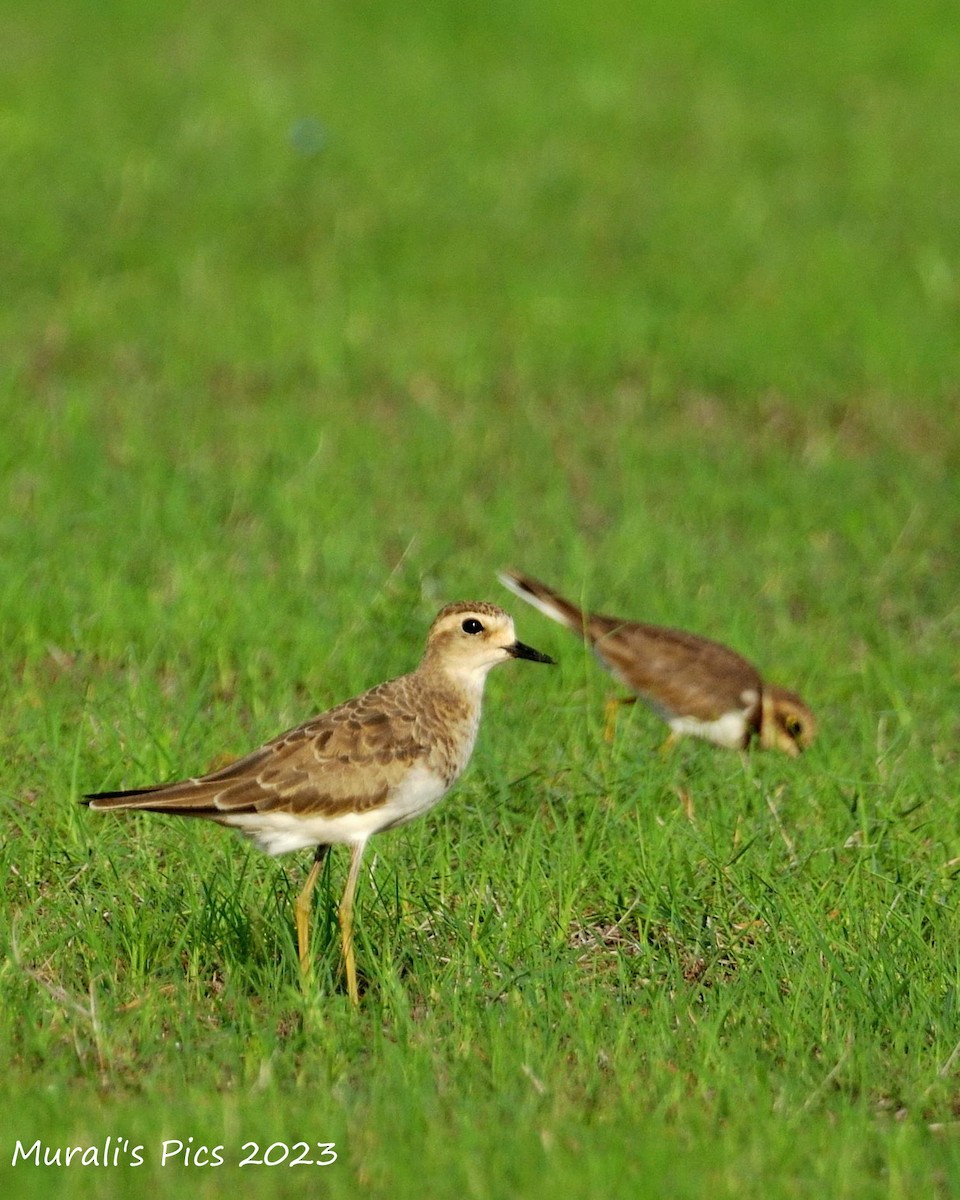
[296,843,330,977]
[603,694,637,743]
[339,838,368,1005]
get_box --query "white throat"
[442,659,499,699]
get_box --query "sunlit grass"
[3,0,960,1196]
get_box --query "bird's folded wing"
[595,625,761,720]
[87,690,425,819]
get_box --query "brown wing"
[500,569,763,723]
[587,614,763,722]
[85,677,426,820]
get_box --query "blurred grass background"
[2,0,959,1196]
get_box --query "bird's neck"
[758,688,776,749]
[422,661,489,708]
[408,661,485,780]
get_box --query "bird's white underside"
[220,760,455,856]
[667,709,749,749]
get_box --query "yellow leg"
[658,730,679,758]
[339,840,368,1006]
[295,844,329,978]
[603,695,637,743]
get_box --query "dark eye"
[462,618,484,634]
[785,717,803,738]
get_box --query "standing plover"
[85,602,555,1003]
[498,571,814,755]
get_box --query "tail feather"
[84,780,209,811]
[497,570,588,636]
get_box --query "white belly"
[668,709,749,749]
[220,761,452,856]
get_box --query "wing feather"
[85,676,426,820]
[593,621,761,719]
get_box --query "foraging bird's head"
[424,601,555,682]
[760,687,817,756]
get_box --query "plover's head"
[423,601,555,680]
[760,686,817,756]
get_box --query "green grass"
[3,0,960,1195]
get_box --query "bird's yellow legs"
[296,844,329,977]
[603,696,679,756]
[338,840,367,1006]
[295,839,368,1004]
[603,695,637,743]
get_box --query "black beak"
[507,640,556,665]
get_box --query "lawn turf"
[2,0,960,1196]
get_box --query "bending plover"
[498,571,814,755]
